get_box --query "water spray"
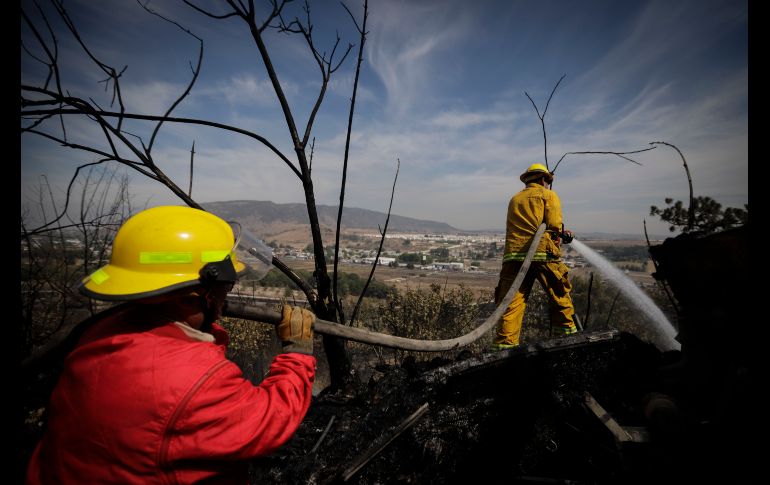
[568,237,680,352]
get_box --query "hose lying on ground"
[223,224,547,351]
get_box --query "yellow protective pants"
[493,260,577,346]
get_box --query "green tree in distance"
[650,196,747,234]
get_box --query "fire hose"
[20,224,545,373]
[222,223,547,351]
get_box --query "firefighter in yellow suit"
[493,163,578,349]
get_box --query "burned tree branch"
[643,219,680,317]
[649,141,694,232]
[309,415,336,454]
[605,291,621,327]
[524,74,566,169]
[349,158,399,326]
[182,0,240,20]
[333,0,369,323]
[342,403,430,482]
[137,1,204,154]
[50,0,128,128]
[552,147,656,173]
[21,100,302,179]
[584,272,594,330]
[189,141,196,197]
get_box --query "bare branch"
[24,130,158,180]
[644,219,680,317]
[21,97,301,178]
[189,141,196,197]
[137,1,205,154]
[21,112,56,132]
[20,39,49,68]
[21,6,59,92]
[308,136,315,175]
[649,141,695,232]
[605,291,622,328]
[245,0,291,33]
[552,147,656,173]
[26,160,111,235]
[543,74,566,117]
[350,157,399,326]
[524,74,566,168]
[183,0,240,19]
[333,0,368,321]
[271,256,317,306]
[341,1,363,33]
[239,10,305,167]
[22,3,67,137]
[50,0,128,127]
[290,2,354,148]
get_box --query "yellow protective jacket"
[503,182,563,262]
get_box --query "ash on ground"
[247,330,753,484]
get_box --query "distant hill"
[203,200,460,235]
[202,200,669,242]
[575,231,669,242]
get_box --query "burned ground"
[243,226,757,484]
[246,330,746,484]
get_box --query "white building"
[361,256,397,266]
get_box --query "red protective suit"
[26,306,316,484]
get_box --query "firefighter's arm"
[168,353,316,462]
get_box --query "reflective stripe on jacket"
[26,308,316,485]
[502,251,560,262]
[503,182,563,260]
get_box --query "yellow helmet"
[80,206,246,301]
[519,163,554,184]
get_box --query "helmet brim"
[520,171,554,184]
[79,259,246,301]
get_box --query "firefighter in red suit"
[26,206,316,484]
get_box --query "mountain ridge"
[203,200,462,234]
[202,200,668,240]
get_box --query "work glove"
[277,305,315,355]
[561,229,574,244]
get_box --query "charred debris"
[249,225,755,484]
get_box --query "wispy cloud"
[366,0,477,117]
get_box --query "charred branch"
[309,415,336,454]
[524,74,566,169]
[349,157,398,326]
[333,0,369,322]
[341,403,430,482]
[137,1,204,154]
[552,147,656,174]
[21,100,301,179]
[644,219,680,317]
[189,141,195,198]
[649,141,695,232]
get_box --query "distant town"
[274,231,602,273]
[24,227,656,294]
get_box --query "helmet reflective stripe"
[201,250,233,263]
[89,269,110,285]
[140,252,193,264]
[137,251,233,264]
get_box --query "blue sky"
[21,0,748,237]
